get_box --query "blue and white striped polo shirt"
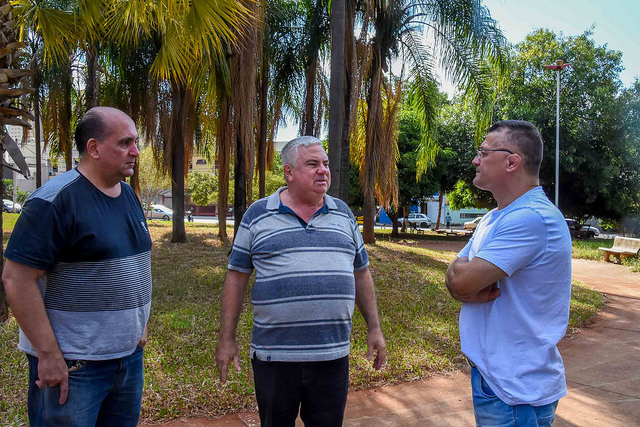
[5,169,152,360]
[229,187,369,362]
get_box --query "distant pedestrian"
[3,107,151,426]
[216,136,386,427]
[445,213,452,229]
[445,120,571,426]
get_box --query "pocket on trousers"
[479,375,497,398]
[66,359,89,375]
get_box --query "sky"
[276,0,640,141]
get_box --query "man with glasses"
[3,107,151,426]
[446,120,571,426]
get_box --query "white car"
[398,212,432,228]
[3,199,22,213]
[464,216,483,230]
[147,204,173,221]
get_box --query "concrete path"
[143,258,640,426]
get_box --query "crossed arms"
[445,256,507,302]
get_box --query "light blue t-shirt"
[458,186,572,406]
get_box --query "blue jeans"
[251,355,349,427]
[27,346,144,427]
[471,367,558,427]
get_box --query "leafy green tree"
[358,0,508,243]
[496,28,636,221]
[393,111,438,235]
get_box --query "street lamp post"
[543,59,572,208]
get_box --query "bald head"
[75,107,131,156]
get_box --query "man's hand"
[446,256,506,302]
[366,327,386,370]
[138,326,148,349]
[215,338,241,384]
[36,352,69,405]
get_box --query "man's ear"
[283,164,293,183]
[506,154,522,172]
[85,138,100,160]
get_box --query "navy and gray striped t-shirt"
[229,187,369,362]
[5,169,152,360]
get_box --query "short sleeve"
[5,197,69,270]
[474,208,547,276]
[228,213,255,274]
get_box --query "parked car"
[463,216,483,230]
[147,204,173,221]
[3,199,22,213]
[565,219,600,238]
[397,212,432,228]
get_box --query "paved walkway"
[144,259,640,426]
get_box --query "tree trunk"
[257,55,269,199]
[328,0,345,198]
[362,48,383,244]
[170,82,187,243]
[234,133,247,237]
[216,97,231,241]
[435,189,443,230]
[339,0,355,202]
[63,65,73,172]
[389,209,399,237]
[34,75,42,188]
[302,55,318,136]
[0,146,7,322]
[85,44,99,111]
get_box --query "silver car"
[147,204,173,221]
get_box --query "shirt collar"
[266,186,337,211]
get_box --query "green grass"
[2,213,19,231]
[571,237,614,260]
[0,223,605,424]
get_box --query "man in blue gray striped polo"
[216,136,386,426]
[3,107,151,426]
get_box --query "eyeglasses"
[476,147,515,159]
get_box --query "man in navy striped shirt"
[3,107,151,426]
[216,136,386,426]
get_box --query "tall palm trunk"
[85,43,99,111]
[34,71,42,188]
[0,147,5,321]
[362,49,383,243]
[170,81,187,243]
[435,189,443,230]
[328,0,345,197]
[302,55,318,136]
[217,95,231,240]
[257,54,268,198]
[63,63,73,171]
[339,0,356,202]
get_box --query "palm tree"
[103,0,252,243]
[327,0,345,197]
[0,0,35,321]
[358,0,507,243]
[300,0,330,137]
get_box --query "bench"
[435,228,459,237]
[599,236,640,263]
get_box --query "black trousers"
[251,356,349,427]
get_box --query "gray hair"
[281,136,323,167]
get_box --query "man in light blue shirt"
[446,120,572,426]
